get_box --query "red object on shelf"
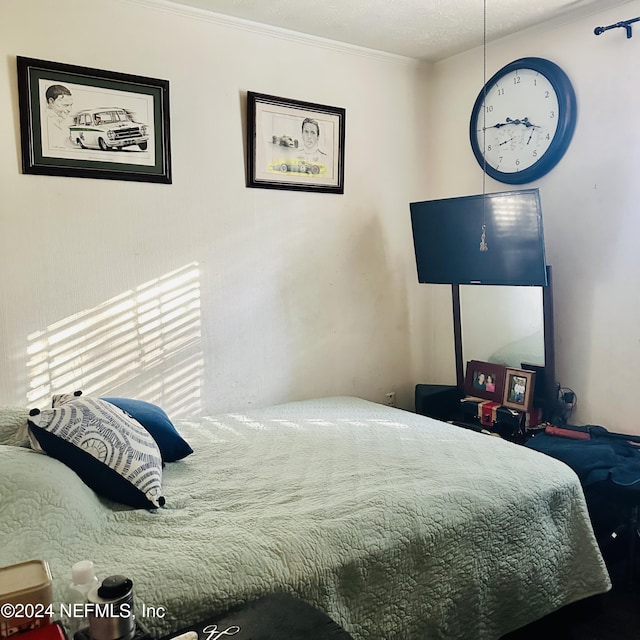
[12,623,67,640]
[545,425,590,440]
[480,401,500,427]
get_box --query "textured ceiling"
[161,0,631,60]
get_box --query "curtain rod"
[594,16,640,39]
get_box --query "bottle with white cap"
[64,560,100,639]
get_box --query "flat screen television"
[410,189,547,286]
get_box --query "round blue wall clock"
[469,57,577,184]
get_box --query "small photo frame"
[503,368,536,412]
[464,360,506,403]
[17,56,171,183]
[246,92,345,194]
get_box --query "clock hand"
[483,116,520,129]
[520,117,540,128]
[506,117,537,126]
[502,117,542,127]
[522,118,542,145]
[484,117,529,130]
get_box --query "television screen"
[410,189,547,286]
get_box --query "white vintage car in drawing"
[68,107,149,151]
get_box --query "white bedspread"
[0,397,611,639]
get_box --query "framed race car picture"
[17,56,171,183]
[246,92,345,194]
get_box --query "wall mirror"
[460,286,544,366]
[452,266,556,419]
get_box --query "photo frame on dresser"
[502,367,536,412]
[246,91,345,194]
[17,56,172,183]
[464,360,506,403]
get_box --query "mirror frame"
[452,265,556,421]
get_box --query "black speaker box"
[414,384,463,421]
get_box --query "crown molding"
[122,0,421,66]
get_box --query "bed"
[0,395,611,640]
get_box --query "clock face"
[469,58,576,184]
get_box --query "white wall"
[424,1,640,433]
[2,0,638,435]
[0,0,432,416]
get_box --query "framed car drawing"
[17,56,172,183]
[246,92,346,194]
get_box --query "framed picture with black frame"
[246,91,345,194]
[17,56,171,184]
[464,360,506,403]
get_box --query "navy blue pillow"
[101,397,193,462]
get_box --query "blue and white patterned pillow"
[27,392,165,509]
